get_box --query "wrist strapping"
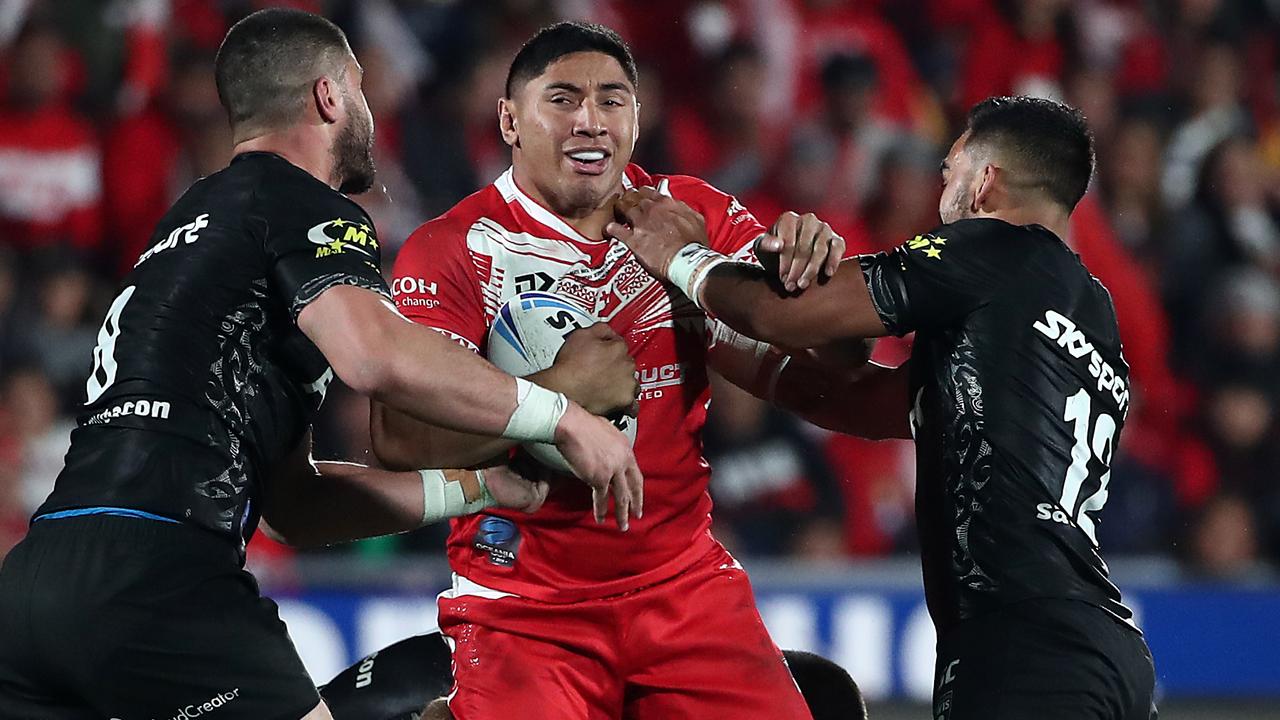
[710,321,791,403]
[420,469,495,525]
[665,243,731,310]
[502,377,568,443]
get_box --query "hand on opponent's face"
[607,189,847,294]
[606,187,709,277]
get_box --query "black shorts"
[932,598,1157,720]
[0,514,319,720]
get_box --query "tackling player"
[373,22,845,719]
[318,633,867,720]
[0,10,639,720]
[613,96,1157,719]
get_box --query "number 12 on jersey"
[1058,388,1115,546]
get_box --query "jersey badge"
[473,515,520,567]
[308,218,378,259]
[907,234,946,260]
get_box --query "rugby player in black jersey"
[612,96,1157,719]
[318,633,867,720]
[0,9,641,720]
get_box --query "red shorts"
[437,546,812,720]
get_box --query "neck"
[233,125,336,190]
[512,163,618,240]
[979,201,1071,242]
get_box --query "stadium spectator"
[103,48,230,276]
[0,21,102,255]
[8,255,98,408]
[703,376,846,558]
[667,41,781,197]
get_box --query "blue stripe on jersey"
[33,506,181,524]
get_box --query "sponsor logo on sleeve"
[308,218,378,259]
[906,234,946,260]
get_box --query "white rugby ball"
[487,291,638,472]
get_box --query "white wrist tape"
[709,320,792,403]
[665,243,731,310]
[420,469,495,525]
[502,377,568,443]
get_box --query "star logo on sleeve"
[907,234,946,259]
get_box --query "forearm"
[262,460,491,548]
[698,263,857,348]
[372,403,516,471]
[708,320,909,439]
[268,461,423,547]
[772,358,913,440]
[299,287,566,444]
[371,364,579,471]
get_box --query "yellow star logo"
[328,239,345,253]
[332,219,348,227]
[358,223,371,233]
[932,237,946,245]
[923,246,943,260]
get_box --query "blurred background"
[0,0,1278,716]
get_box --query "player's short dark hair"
[505,21,637,98]
[964,96,1095,211]
[784,650,868,720]
[215,8,352,130]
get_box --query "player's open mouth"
[565,148,610,175]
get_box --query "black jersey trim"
[290,273,392,320]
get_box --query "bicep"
[775,360,912,440]
[297,284,402,394]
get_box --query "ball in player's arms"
[488,292,639,473]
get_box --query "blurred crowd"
[1,0,1279,580]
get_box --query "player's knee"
[421,696,453,720]
[300,699,336,720]
[785,650,867,720]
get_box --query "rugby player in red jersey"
[372,22,847,720]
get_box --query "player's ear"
[973,164,998,212]
[498,98,519,148]
[313,76,341,124]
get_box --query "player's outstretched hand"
[554,402,644,531]
[607,187,709,279]
[545,323,638,417]
[481,465,550,514]
[755,211,845,292]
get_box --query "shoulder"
[402,186,505,251]
[247,154,370,225]
[641,170,753,225]
[920,218,1051,256]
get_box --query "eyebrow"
[543,81,634,95]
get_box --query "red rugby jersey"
[392,164,765,602]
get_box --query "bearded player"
[372,22,848,720]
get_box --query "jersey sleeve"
[665,175,766,261]
[259,188,390,320]
[391,218,488,354]
[857,219,1025,336]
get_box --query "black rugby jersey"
[38,152,389,551]
[859,218,1134,632]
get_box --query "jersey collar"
[494,167,635,245]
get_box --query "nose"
[573,101,607,139]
